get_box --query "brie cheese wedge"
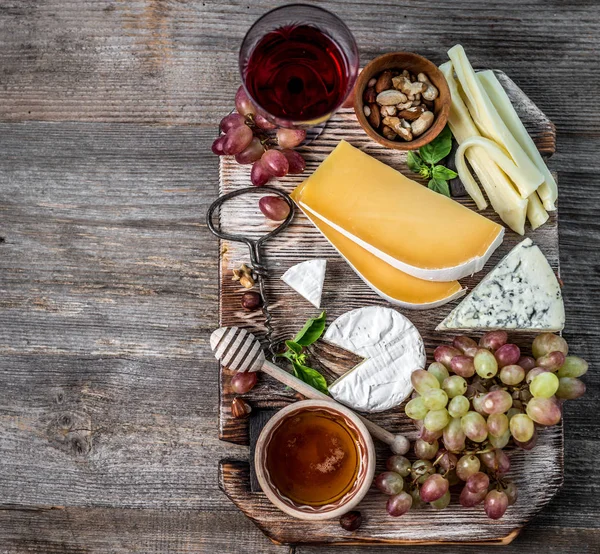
[324,306,426,413]
[437,238,565,331]
[281,259,326,308]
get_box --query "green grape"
[375,471,404,495]
[442,375,468,398]
[472,393,488,415]
[506,407,523,421]
[509,413,535,442]
[456,454,480,481]
[386,455,412,477]
[502,481,518,505]
[487,413,509,437]
[499,364,525,385]
[424,408,450,432]
[430,489,451,510]
[428,362,449,385]
[530,372,559,398]
[443,417,466,452]
[461,411,488,442]
[556,377,586,399]
[532,333,568,358]
[488,429,510,449]
[474,348,498,378]
[414,438,439,460]
[412,459,435,483]
[526,397,562,426]
[448,395,470,418]
[411,369,440,395]
[423,388,449,410]
[482,390,513,414]
[405,396,428,420]
[557,356,589,378]
[410,487,425,509]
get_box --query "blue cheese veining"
[436,238,564,332]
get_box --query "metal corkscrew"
[206,186,295,360]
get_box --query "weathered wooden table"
[0,1,598,553]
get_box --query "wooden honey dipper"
[210,326,410,455]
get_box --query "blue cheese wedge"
[436,238,564,332]
[280,259,326,308]
[324,306,426,413]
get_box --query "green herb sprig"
[407,126,457,197]
[278,311,328,394]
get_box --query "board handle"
[261,360,402,450]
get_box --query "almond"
[363,87,376,104]
[368,102,381,128]
[375,70,393,93]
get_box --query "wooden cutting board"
[215,71,562,546]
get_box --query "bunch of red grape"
[212,86,307,186]
[375,331,588,520]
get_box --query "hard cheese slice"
[300,210,465,309]
[437,238,565,331]
[324,307,426,413]
[292,140,504,282]
[280,259,326,308]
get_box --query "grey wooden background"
[0,1,598,553]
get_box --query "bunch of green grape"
[374,331,588,520]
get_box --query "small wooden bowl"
[255,400,376,521]
[354,52,451,150]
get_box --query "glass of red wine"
[239,4,359,129]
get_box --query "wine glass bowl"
[239,4,359,129]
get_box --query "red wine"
[244,25,350,123]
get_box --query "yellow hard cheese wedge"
[302,210,465,309]
[293,140,504,281]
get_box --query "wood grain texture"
[217,75,563,544]
[0,0,598,552]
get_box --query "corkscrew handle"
[206,186,295,360]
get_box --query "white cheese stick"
[526,191,550,230]
[440,62,528,235]
[448,45,544,199]
[477,70,557,211]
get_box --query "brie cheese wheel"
[437,238,565,331]
[325,307,426,413]
[281,259,326,308]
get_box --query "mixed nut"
[363,69,439,142]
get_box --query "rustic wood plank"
[217,74,558,446]
[217,76,565,544]
[0,0,597,133]
[0,123,243,510]
[0,0,598,551]
[0,507,284,554]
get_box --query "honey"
[265,409,360,506]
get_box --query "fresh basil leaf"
[285,340,303,355]
[428,177,451,198]
[406,151,424,173]
[432,165,458,181]
[419,166,432,179]
[419,125,453,165]
[293,311,326,346]
[292,361,329,394]
[277,349,297,362]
